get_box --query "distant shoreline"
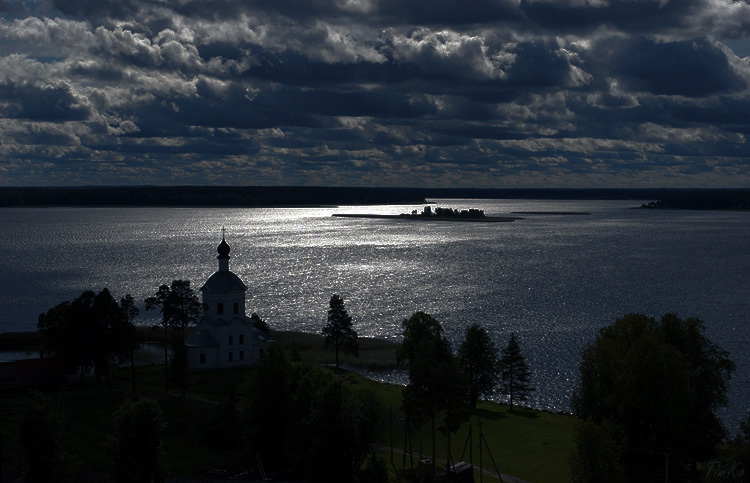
[3,186,747,208]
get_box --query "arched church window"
[217,302,224,315]
[233,302,239,314]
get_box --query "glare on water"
[1,199,749,427]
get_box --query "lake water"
[1,199,749,429]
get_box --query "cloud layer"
[2,0,750,187]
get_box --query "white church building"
[185,232,274,370]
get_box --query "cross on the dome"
[221,226,226,240]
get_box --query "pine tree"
[458,323,500,408]
[500,333,534,411]
[322,294,358,368]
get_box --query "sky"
[1,0,750,188]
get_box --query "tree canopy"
[108,398,165,483]
[38,288,136,383]
[397,312,470,471]
[321,294,359,368]
[243,347,384,483]
[145,279,201,393]
[499,333,534,411]
[571,313,735,481]
[144,280,201,337]
[458,323,501,409]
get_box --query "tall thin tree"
[500,333,534,411]
[458,323,501,408]
[120,294,140,393]
[321,294,359,368]
[145,280,201,394]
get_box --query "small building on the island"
[185,232,273,370]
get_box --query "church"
[185,231,274,370]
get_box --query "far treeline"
[3,186,749,207]
[640,189,750,210]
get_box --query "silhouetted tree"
[120,294,140,393]
[243,349,384,482]
[38,288,135,384]
[94,288,134,383]
[458,323,500,408]
[571,313,735,481]
[108,398,165,483]
[321,294,359,368]
[145,280,201,393]
[397,311,469,472]
[38,299,81,380]
[251,312,271,334]
[499,333,534,411]
[717,414,750,483]
[569,420,627,483]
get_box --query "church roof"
[201,270,248,293]
[185,329,219,348]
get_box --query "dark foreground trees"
[716,414,750,483]
[243,346,384,483]
[321,294,359,368]
[145,279,201,393]
[19,392,69,482]
[571,313,735,482]
[458,323,501,409]
[108,398,165,483]
[499,333,534,411]
[38,288,137,383]
[397,312,470,472]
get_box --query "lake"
[1,199,748,428]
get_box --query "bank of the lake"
[0,330,575,483]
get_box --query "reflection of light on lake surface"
[1,200,749,429]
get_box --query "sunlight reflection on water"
[1,200,749,426]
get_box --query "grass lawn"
[347,371,575,483]
[1,331,575,482]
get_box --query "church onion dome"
[217,237,230,259]
[201,271,248,293]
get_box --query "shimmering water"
[1,200,749,428]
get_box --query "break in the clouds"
[1,0,750,187]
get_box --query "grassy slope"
[0,331,574,482]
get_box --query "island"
[333,205,524,222]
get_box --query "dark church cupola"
[217,227,230,272]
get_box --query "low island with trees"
[334,205,524,222]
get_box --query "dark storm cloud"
[377,0,524,26]
[0,80,93,121]
[1,0,750,187]
[522,0,705,35]
[611,38,747,97]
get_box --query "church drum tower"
[185,232,273,370]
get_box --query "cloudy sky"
[1,0,750,187]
